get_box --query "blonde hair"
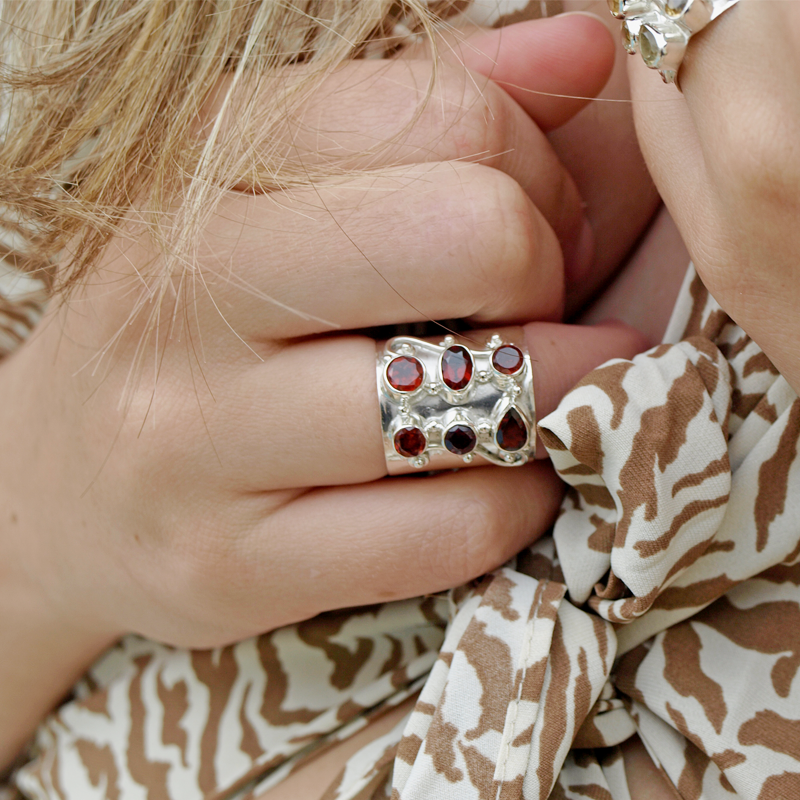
[0,0,460,296]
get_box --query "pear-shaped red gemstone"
[496,407,527,451]
[492,344,524,375]
[441,345,473,391]
[394,426,426,457]
[386,356,423,392]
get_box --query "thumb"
[411,13,617,132]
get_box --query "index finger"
[199,15,616,281]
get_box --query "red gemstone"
[492,345,524,375]
[441,345,473,391]
[496,407,527,452]
[394,426,427,457]
[386,356,424,392]
[444,424,477,455]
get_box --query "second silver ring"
[610,0,740,83]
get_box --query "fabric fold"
[539,337,733,621]
[539,271,800,659]
[391,569,615,800]
[16,600,447,800]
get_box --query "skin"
[0,2,795,797]
[258,2,800,796]
[0,13,653,771]
[629,0,800,398]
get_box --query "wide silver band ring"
[609,0,740,84]
[377,333,536,475]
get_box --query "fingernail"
[564,217,595,286]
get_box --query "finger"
[629,2,800,392]
[182,163,563,339]
[261,462,565,626]
[205,56,577,221]
[415,15,617,132]
[546,7,661,314]
[411,12,619,285]
[211,321,648,490]
[627,53,709,249]
[670,1,800,294]
[678,2,800,184]
[580,205,690,348]
[628,2,799,255]
[201,28,601,279]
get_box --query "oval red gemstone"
[441,345,473,391]
[492,344,524,375]
[444,424,477,455]
[496,407,527,451]
[386,356,424,392]
[394,426,426,457]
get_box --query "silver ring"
[377,333,536,475]
[609,0,740,83]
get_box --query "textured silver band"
[377,333,536,475]
[609,0,740,83]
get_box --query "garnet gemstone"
[386,356,423,392]
[496,407,527,452]
[444,424,477,455]
[441,345,473,391]
[394,426,426,458]
[492,345,524,375]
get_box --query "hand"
[0,14,649,768]
[2,14,645,642]
[628,0,800,390]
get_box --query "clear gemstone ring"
[609,0,740,83]
[377,334,536,474]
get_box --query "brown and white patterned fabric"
[8,263,800,800]
[4,1,800,797]
[0,259,47,360]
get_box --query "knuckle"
[159,510,245,597]
[438,70,511,164]
[716,113,800,210]
[460,168,541,314]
